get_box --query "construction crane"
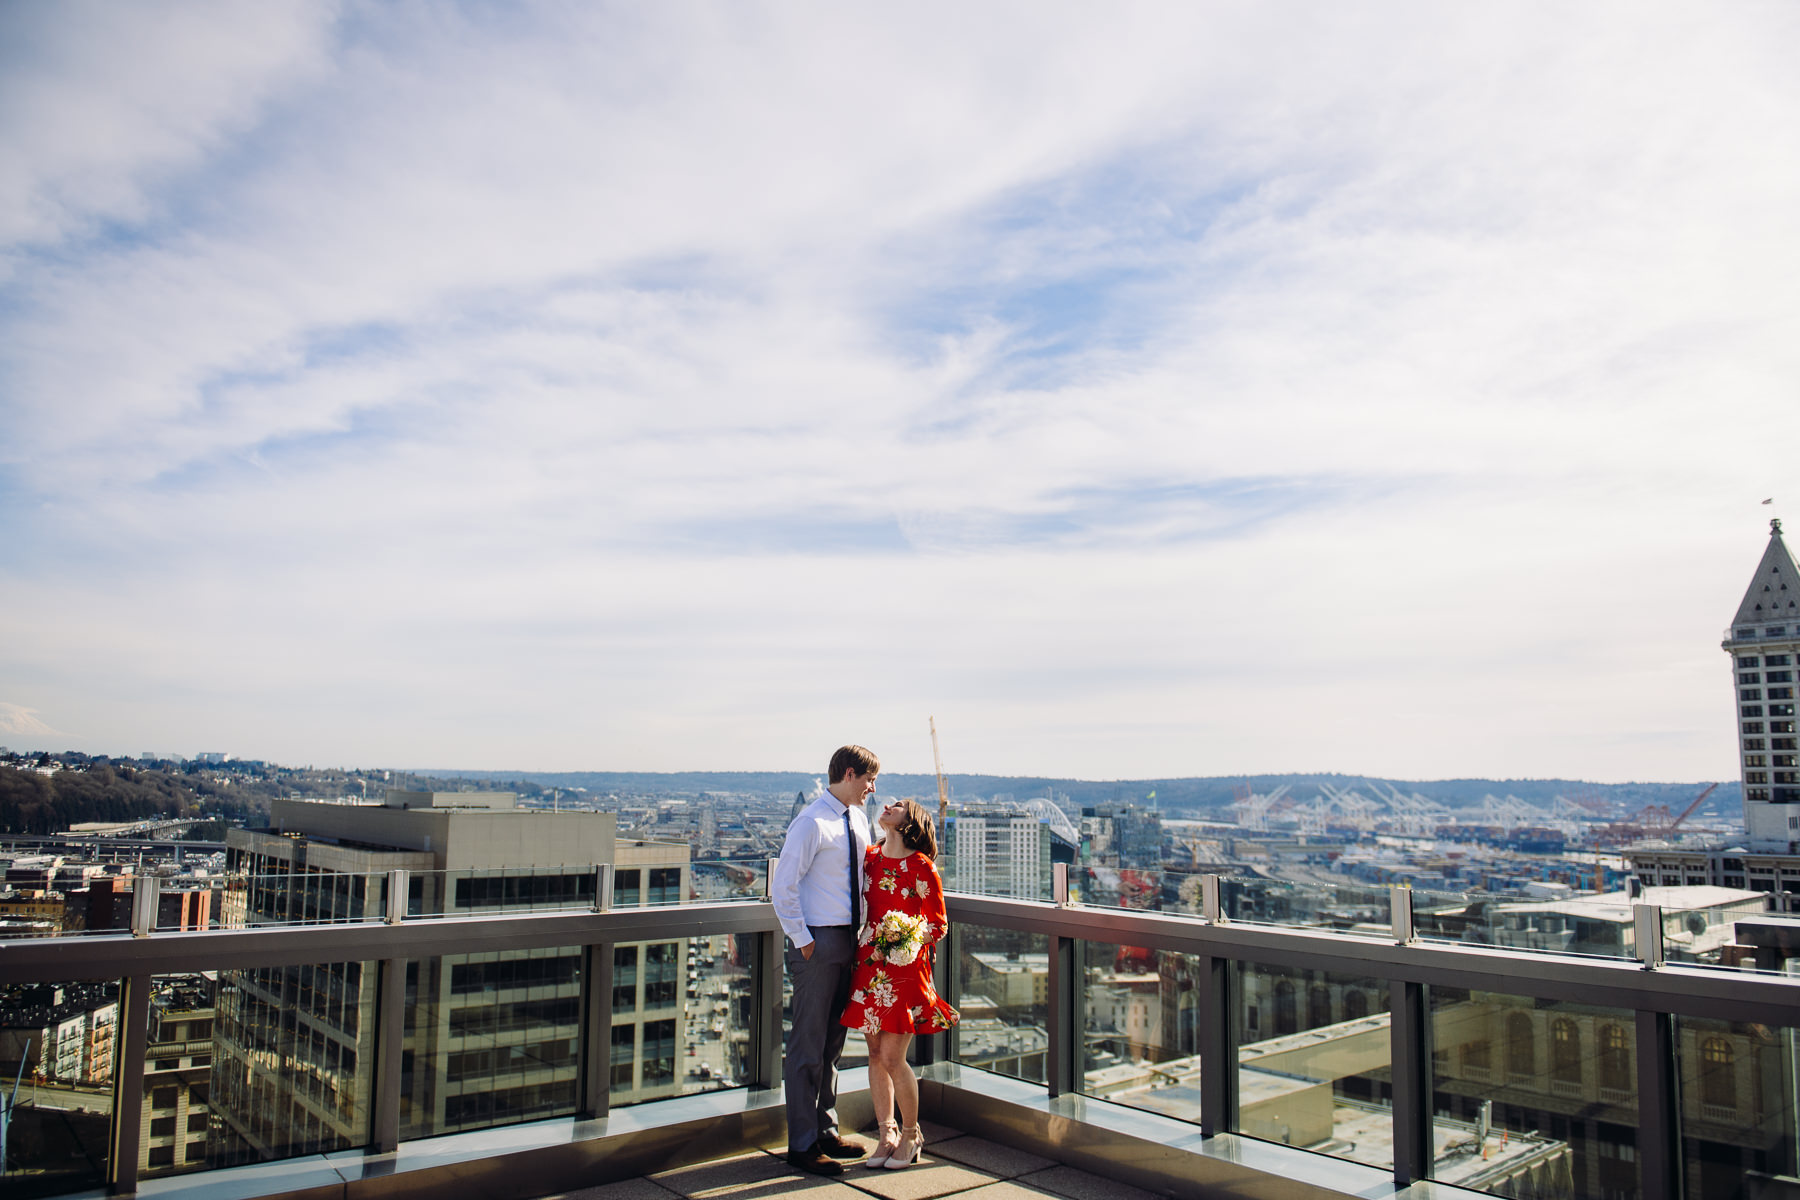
[930,716,951,831]
[1591,783,1720,846]
[1644,782,1720,838]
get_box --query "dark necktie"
[845,810,860,929]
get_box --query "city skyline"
[3,4,1797,783]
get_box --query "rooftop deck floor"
[535,1121,1160,1200]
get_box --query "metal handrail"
[8,885,1792,1200]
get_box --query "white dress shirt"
[772,792,871,946]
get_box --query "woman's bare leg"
[879,1031,922,1167]
[879,1032,917,1128]
[865,1032,899,1159]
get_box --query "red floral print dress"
[840,847,960,1037]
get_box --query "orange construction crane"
[1661,782,1718,836]
[930,716,951,830]
[1591,783,1720,846]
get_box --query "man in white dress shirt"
[772,744,878,1175]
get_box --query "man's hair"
[896,798,938,860]
[828,744,880,784]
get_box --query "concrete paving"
[528,1126,1140,1200]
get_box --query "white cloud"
[1,2,1796,778]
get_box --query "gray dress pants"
[783,924,857,1153]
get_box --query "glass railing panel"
[1079,941,1200,1123]
[0,858,765,938]
[139,972,219,1180]
[214,870,393,928]
[1237,962,1389,1169]
[1,977,116,1196]
[1072,866,1169,912]
[952,924,1050,1084]
[1218,879,1396,934]
[212,959,373,1167]
[689,858,769,903]
[1,877,249,938]
[678,931,756,1094]
[431,869,599,918]
[940,855,1053,901]
[402,947,582,1137]
[1431,987,1634,1199]
[1657,902,1776,968]
[1676,1014,1798,1199]
[610,932,762,1099]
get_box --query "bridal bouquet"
[870,910,927,966]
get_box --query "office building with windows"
[942,806,1054,900]
[1724,518,1800,845]
[1633,519,1800,906]
[214,792,688,1166]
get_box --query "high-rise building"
[141,976,214,1175]
[1631,518,1800,909]
[1723,518,1800,847]
[214,791,688,1166]
[942,806,1054,899]
[1080,803,1163,869]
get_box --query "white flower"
[861,1010,883,1036]
[851,990,865,1004]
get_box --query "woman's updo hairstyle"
[897,798,938,860]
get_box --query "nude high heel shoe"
[866,1120,900,1168]
[884,1125,922,1169]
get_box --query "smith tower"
[1723,518,1800,849]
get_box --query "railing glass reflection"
[11,882,1800,1200]
[1430,987,1631,1200]
[1237,962,1390,1171]
[0,978,116,1197]
[951,925,1050,1083]
[210,958,373,1169]
[1676,1014,1799,1200]
[0,859,775,940]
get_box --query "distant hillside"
[0,754,412,835]
[423,768,1738,818]
[3,749,1735,834]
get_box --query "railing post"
[1636,1009,1682,1200]
[747,927,784,1090]
[1636,903,1665,969]
[592,863,613,913]
[1046,934,1080,1098]
[1389,978,1432,1187]
[385,869,408,925]
[131,874,160,937]
[939,919,964,1067]
[370,957,406,1154]
[1198,954,1236,1138]
[580,939,615,1118]
[1201,873,1222,923]
[915,912,960,1068]
[107,973,151,1195]
[1053,862,1071,907]
[1390,884,1415,945]
[766,858,779,899]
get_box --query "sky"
[1,2,1797,783]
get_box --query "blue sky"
[2,2,1796,781]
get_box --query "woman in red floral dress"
[840,797,959,1169]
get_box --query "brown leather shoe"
[815,1132,867,1159]
[785,1148,845,1176]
